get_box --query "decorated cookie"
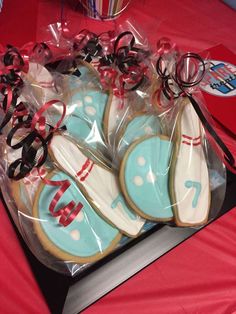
[6,144,49,214]
[116,113,162,159]
[63,62,111,148]
[22,62,60,105]
[103,94,128,146]
[49,135,145,237]
[63,115,98,148]
[169,98,210,226]
[10,167,48,214]
[65,62,99,91]
[120,135,173,221]
[33,171,122,263]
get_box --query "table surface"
[1,1,236,313]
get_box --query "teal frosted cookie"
[63,115,98,148]
[66,65,92,90]
[63,62,111,147]
[33,171,121,263]
[117,113,162,159]
[120,135,173,221]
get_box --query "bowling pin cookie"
[116,112,162,159]
[103,94,128,146]
[169,98,211,227]
[33,171,122,263]
[49,134,145,237]
[120,135,173,221]
[22,62,60,105]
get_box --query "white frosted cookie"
[103,94,127,147]
[169,98,211,226]
[22,62,60,106]
[49,134,145,237]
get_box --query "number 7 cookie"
[169,98,211,226]
[49,135,145,237]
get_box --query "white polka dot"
[75,211,84,222]
[146,170,156,183]
[70,230,80,241]
[137,156,146,166]
[88,82,95,88]
[77,100,83,107]
[84,95,93,103]
[85,106,96,116]
[133,176,144,186]
[144,126,153,134]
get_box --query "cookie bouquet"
[0,23,231,275]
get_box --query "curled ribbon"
[40,174,83,227]
[155,51,236,173]
[7,99,66,180]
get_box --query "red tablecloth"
[0,1,236,313]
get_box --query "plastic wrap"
[0,20,230,276]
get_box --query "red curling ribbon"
[31,99,66,136]
[156,37,178,56]
[1,84,12,112]
[153,84,175,113]
[40,173,83,227]
[12,103,29,126]
[73,29,96,52]
[98,65,125,108]
[24,167,47,185]
[98,65,118,90]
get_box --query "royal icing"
[121,136,173,220]
[22,62,59,104]
[170,101,210,225]
[117,114,161,158]
[34,171,121,261]
[50,135,145,237]
[103,95,128,146]
[63,64,109,148]
[64,115,98,148]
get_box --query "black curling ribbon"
[6,118,58,180]
[156,52,236,172]
[0,46,25,133]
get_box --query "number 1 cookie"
[169,98,210,226]
[49,134,145,237]
[120,135,173,221]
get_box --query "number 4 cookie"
[169,98,211,226]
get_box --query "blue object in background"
[223,0,236,10]
[0,1,3,12]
